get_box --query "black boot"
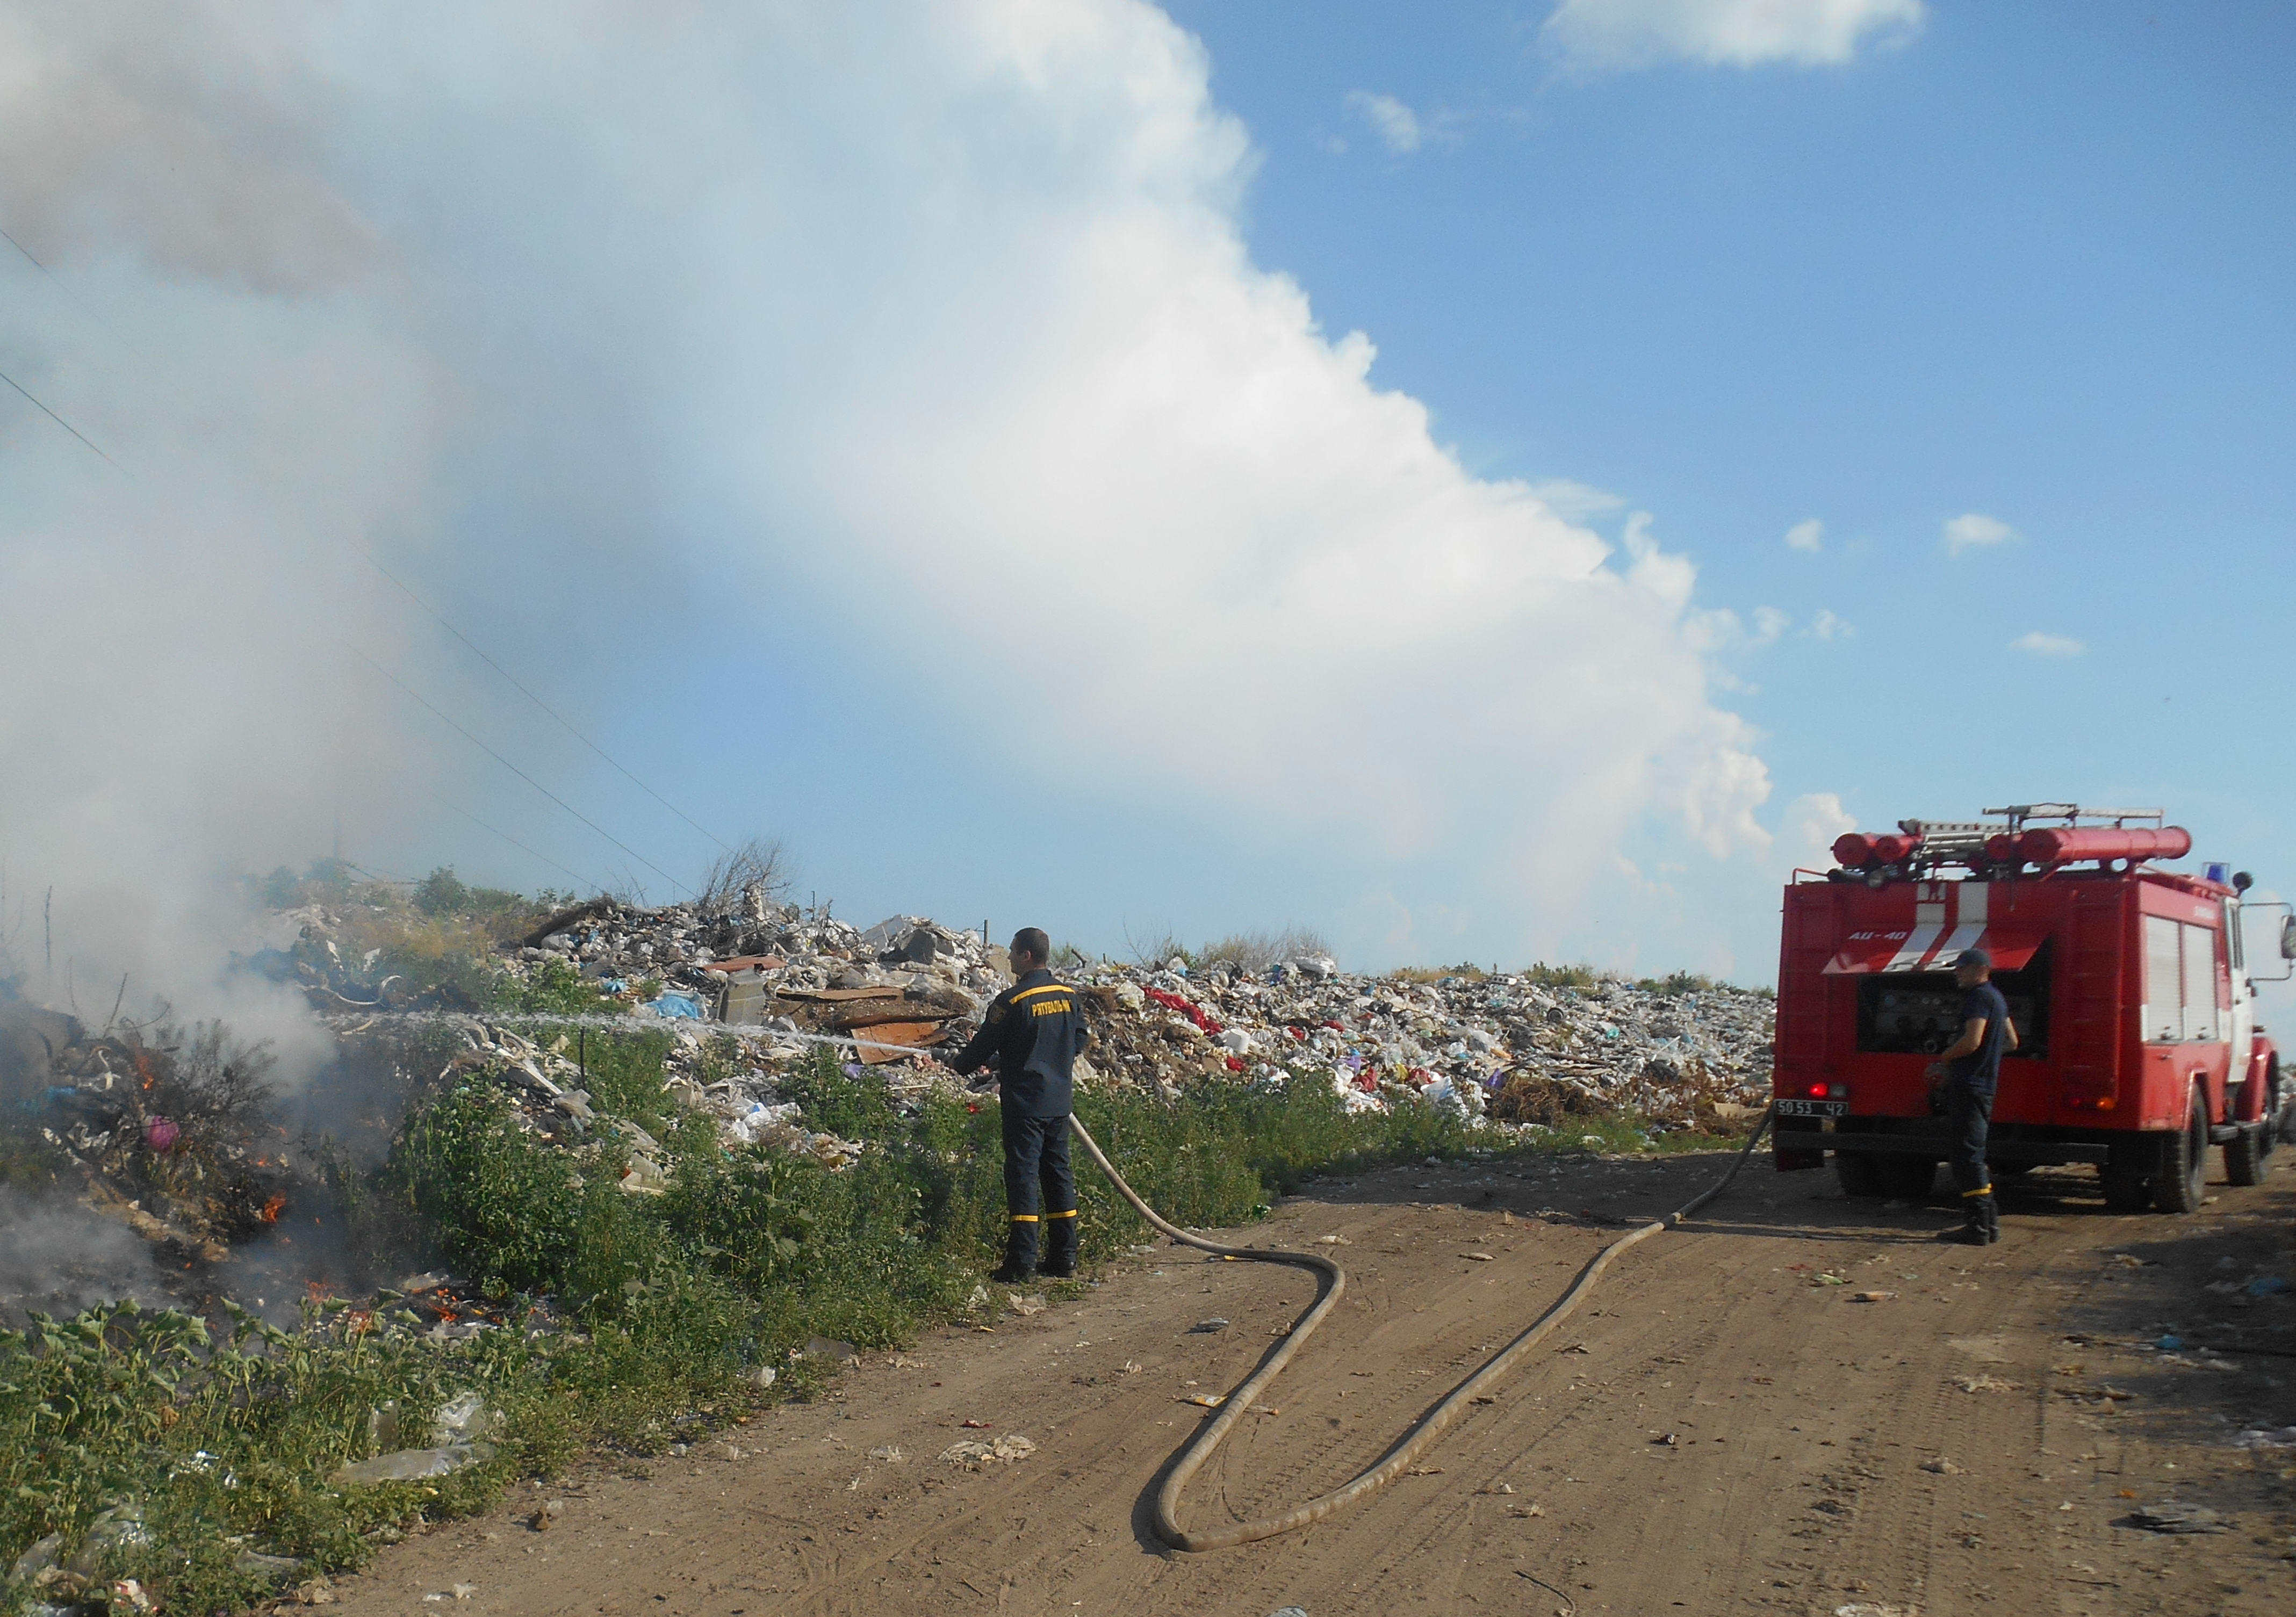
[1040,1211,1079,1279]
[1977,1192,2000,1245]
[1935,1193,1990,1245]
[990,1219,1039,1284]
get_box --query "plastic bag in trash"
[332,1390,498,1486]
[645,993,706,1020]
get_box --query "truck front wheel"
[2151,1091,2209,1214]
[1834,1151,1883,1197]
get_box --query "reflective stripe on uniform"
[1010,1214,1040,1222]
[1045,1208,1077,1218]
[1010,982,1076,1004]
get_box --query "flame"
[261,1195,285,1223]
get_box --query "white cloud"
[1777,791,1856,875]
[1545,0,1924,69]
[0,0,1778,984]
[1943,511,2017,555]
[1751,606,1789,645]
[2012,631,2086,658]
[1809,608,1852,640]
[1344,90,1422,153]
[1527,478,1626,521]
[1784,517,1823,552]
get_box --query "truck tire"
[1877,1157,1938,1200]
[2151,1091,2209,1214]
[2224,1120,2266,1187]
[1834,1151,1883,1197]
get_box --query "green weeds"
[0,1034,1696,1613]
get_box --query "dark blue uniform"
[1945,981,2010,1210]
[949,968,1091,1277]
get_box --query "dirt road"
[326,1144,2296,1616]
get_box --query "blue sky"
[3,1,2291,994]
[1157,0,2294,847]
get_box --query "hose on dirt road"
[1066,1103,1776,1553]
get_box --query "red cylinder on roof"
[2013,826,2192,866]
[1869,832,1921,864]
[1832,833,1875,868]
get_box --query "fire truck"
[1772,804,2296,1212]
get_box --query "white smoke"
[1,0,1786,985]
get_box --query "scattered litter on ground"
[939,1434,1036,1469]
[2230,1426,2296,1450]
[2124,1501,2228,1534]
[1190,1317,1229,1333]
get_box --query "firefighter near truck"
[1772,804,2296,1213]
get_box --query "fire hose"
[1064,1103,1776,1552]
[341,1012,1777,1546]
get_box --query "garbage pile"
[1052,958,1775,1132]
[485,897,1776,1138]
[0,988,300,1275]
[508,894,1007,1026]
[437,1021,869,1176]
[249,880,1773,1150]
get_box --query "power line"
[0,363,125,474]
[0,223,51,272]
[358,653,693,900]
[364,554,732,853]
[432,793,606,894]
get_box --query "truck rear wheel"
[1834,1151,1883,1197]
[2151,1091,2209,1214]
[1876,1157,1938,1200]
[2224,1121,2266,1187]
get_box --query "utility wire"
[0,363,126,474]
[359,653,693,900]
[0,222,52,273]
[432,793,607,894]
[364,554,732,854]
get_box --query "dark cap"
[1955,947,1992,971]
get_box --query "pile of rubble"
[436,1022,874,1180]
[1058,958,1774,1132]
[507,893,1007,1015]
[0,990,299,1280]
[484,897,1775,1142]
[243,884,1774,1175]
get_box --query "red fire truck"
[1772,804,2296,1212]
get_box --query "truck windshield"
[1854,941,2050,1060]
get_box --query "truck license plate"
[1775,1099,1847,1118]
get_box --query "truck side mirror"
[2242,902,2295,981]
[2234,870,2254,893]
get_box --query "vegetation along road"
[326,1143,2296,1616]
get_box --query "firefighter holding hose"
[1925,947,2017,1245]
[944,928,1090,1283]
